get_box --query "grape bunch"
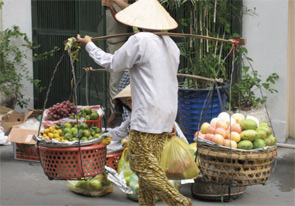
[46,101,77,121]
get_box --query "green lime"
[83,129,91,137]
[63,122,72,128]
[72,130,78,137]
[64,133,73,140]
[88,136,96,140]
[63,127,72,134]
[80,136,88,141]
[71,127,78,133]
[85,108,92,115]
[85,115,91,120]
[90,111,99,120]
[91,130,96,136]
[95,128,102,133]
[80,122,88,130]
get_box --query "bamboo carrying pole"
[83,67,224,83]
[90,32,246,48]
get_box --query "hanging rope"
[36,52,66,180]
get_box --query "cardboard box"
[1,111,34,133]
[13,143,40,162]
[7,124,40,162]
[0,106,19,116]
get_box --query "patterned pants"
[128,130,191,206]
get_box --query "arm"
[102,0,129,20]
[113,0,129,9]
[79,34,140,72]
[103,116,131,141]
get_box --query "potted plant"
[0,25,59,109]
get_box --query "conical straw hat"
[115,0,178,31]
[112,84,131,103]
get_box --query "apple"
[229,123,242,133]
[232,113,245,124]
[210,118,219,127]
[204,134,214,142]
[213,134,225,145]
[194,130,205,139]
[207,126,216,134]
[228,131,241,143]
[224,129,230,139]
[215,127,227,138]
[216,119,228,130]
[223,139,238,149]
[200,122,210,134]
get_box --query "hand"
[76,34,92,46]
[168,125,176,138]
[121,136,129,148]
[102,0,114,8]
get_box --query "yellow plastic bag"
[160,136,199,180]
[117,148,133,184]
[67,174,113,197]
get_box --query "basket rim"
[38,143,106,151]
[106,151,123,157]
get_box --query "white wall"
[2,0,33,112]
[243,0,289,142]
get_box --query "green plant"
[0,25,59,108]
[161,0,244,89]
[230,48,279,110]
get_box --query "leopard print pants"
[128,130,191,206]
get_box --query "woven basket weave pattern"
[198,144,277,186]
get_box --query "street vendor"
[77,0,192,205]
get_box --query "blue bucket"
[178,84,229,143]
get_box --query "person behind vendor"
[104,84,132,153]
[77,0,191,205]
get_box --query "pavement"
[0,144,294,206]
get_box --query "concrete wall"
[2,0,33,112]
[243,0,289,142]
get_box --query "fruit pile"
[195,112,277,150]
[69,107,100,120]
[67,174,113,197]
[41,122,111,144]
[45,101,76,121]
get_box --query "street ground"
[0,144,294,206]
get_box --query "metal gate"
[32,0,107,109]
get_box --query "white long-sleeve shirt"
[86,32,180,133]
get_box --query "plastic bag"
[126,173,181,202]
[117,148,133,183]
[67,174,113,197]
[160,136,199,180]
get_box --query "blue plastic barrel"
[178,84,229,143]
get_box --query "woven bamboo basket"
[192,177,247,201]
[197,141,277,186]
